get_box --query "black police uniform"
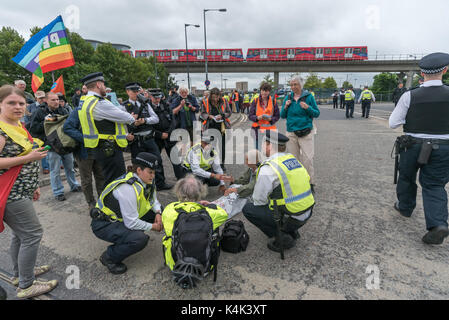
[123,83,171,190]
[391,52,449,245]
[150,90,184,179]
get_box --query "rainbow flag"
[12,15,75,91]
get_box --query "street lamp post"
[203,8,227,90]
[185,23,200,92]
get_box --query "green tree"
[0,27,29,86]
[303,73,322,90]
[341,81,352,89]
[260,74,274,88]
[322,77,338,89]
[371,72,398,94]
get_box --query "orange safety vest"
[202,98,231,126]
[233,92,239,102]
[252,96,277,132]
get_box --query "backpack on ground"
[220,220,249,254]
[44,114,78,155]
[171,207,220,289]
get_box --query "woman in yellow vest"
[242,131,314,254]
[91,152,163,274]
[0,85,58,299]
[249,82,280,150]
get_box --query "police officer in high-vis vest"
[358,86,376,118]
[389,52,449,245]
[79,73,141,187]
[182,135,232,193]
[242,131,315,253]
[90,153,163,274]
[123,83,172,191]
[345,86,355,119]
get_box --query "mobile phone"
[43,145,51,151]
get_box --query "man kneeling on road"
[242,131,315,253]
[90,152,163,274]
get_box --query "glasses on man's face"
[290,83,300,87]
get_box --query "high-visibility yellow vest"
[361,90,372,100]
[96,172,155,222]
[345,91,354,101]
[250,93,259,103]
[78,95,128,149]
[162,201,228,270]
[257,154,315,214]
[183,143,218,170]
[244,94,250,103]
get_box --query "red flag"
[50,75,65,96]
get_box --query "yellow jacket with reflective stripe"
[345,90,354,101]
[162,202,228,270]
[78,95,128,148]
[244,94,250,103]
[96,172,155,222]
[256,154,315,214]
[183,143,218,171]
[361,90,373,100]
[250,93,259,103]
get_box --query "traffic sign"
[205,80,211,87]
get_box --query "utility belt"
[98,138,120,158]
[394,135,449,168]
[133,130,155,145]
[90,208,119,223]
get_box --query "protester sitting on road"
[162,174,228,288]
[281,76,320,192]
[224,149,262,198]
[242,131,315,254]
[63,105,105,209]
[182,135,232,193]
[249,82,280,150]
[0,85,58,299]
[91,152,163,275]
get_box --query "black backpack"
[220,220,249,254]
[171,207,220,289]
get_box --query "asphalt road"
[1,106,449,300]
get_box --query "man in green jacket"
[224,150,262,198]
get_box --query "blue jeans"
[397,143,449,230]
[47,152,80,196]
[41,156,49,171]
[234,101,240,113]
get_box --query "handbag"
[294,127,312,138]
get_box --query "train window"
[207,50,211,55]
[275,49,280,55]
[325,49,330,54]
[231,51,236,55]
[354,48,360,54]
[155,51,159,57]
[281,49,286,55]
[192,51,197,56]
[254,50,260,55]
[269,50,274,55]
[211,51,216,56]
[180,51,185,56]
[296,49,301,54]
[217,50,221,55]
[312,49,315,54]
[362,48,367,53]
[248,50,253,55]
[332,49,337,54]
[338,49,344,54]
[166,51,171,56]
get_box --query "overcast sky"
[2,0,448,90]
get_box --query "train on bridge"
[123,46,368,62]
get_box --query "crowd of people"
[1,51,448,298]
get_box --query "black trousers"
[155,138,185,180]
[130,137,166,188]
[91,146,126,189]
[340,96,345,108]
[333,99,339,109]
[91,210,157,263]
[361,100,372,118]
[346,101,355,118]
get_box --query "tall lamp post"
[185,23,200,92]
[203,8,227,89]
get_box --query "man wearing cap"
[182,135,232,192]
[122,83,171,191]
[150,88,184,180]
[389,52,449,245]
[78,72,143,187]
[242,131,315,253]
[90,152,163,274]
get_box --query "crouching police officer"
[90,153,163,274]
[389,52,449,245]
[123,83,172,191]
[242,131,315,255]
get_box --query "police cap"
[132,152,158,169]
[149,88,163,98]
[265,130,289,146]
[81,72,105,86]
[125,82,142,91]
[419,52,449,74]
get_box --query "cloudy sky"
[2,0,448,90]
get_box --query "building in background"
[236,81,248,92]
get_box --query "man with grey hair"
[14,80,35,103]
[170,87,200,142]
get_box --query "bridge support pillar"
[274,72,279,90]
[405,71,416,89]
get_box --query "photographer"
[170,87,200,143]
[123,83,172,191]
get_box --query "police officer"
[345,86,355,119]
[242,131,315,253]
[123,83,172,191]
[78,73,140,187]
[358,86,376,118]
[91,153,163,274]
[149,88,184,180]
[182,135,232,192]
[389,52,449,245]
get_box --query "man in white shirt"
[389,52,449,245]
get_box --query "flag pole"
[52,71,55,83]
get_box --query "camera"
[137,93,150,104]
[183,98,190,107]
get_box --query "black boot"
[100,252,127,275]
[267,233,296,253]
[422,226,449,245]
